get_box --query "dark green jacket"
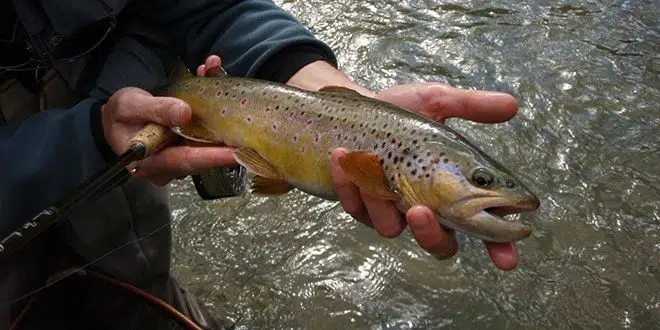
[0,0,336,328]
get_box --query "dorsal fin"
[319,85,362,95]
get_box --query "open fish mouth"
[441,196,540,243]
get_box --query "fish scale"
[164,69,540,243]
[175,76,459,198]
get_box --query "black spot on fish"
[371,129,376,134]
[412,154,418,159]
[423,137,428,142]
[300,111,305,116]
[426,151,431,157]
[412,140,418,144]
[402,148,410,154]
[443,158,449,164]
[391,138,396,144]
[425,173,430,178]
[373,144,378,150]
[383,123,388,128]
[387,152,392,159]
[411,169,417,175]
[380,159,384,165]
[294,99,299,103]
[393,157,399,164]
[418,158,423,163]
[422,166,427,171]
[362,132,366,137]
[390,175,394,181]
[406,162,411,167]
[381,142,386,148]
[275,105,280,110]
[317,113,322,118]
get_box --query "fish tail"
[166,59,195,83]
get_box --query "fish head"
[397,138,540,243]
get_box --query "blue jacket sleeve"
[0,98,110,237]
[148,0,337,78]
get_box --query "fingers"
[424,84,519,124]
[406,206,459,259]
[112,87,191,127]
[133,144,238,180]
[331,148,406,236]
[376,83,518,124]
[362,194,405,238]
[484,241,518,270]
[331,148,373,227]
[196,55,224,77]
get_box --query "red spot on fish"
[265,107,271,112]
[216,90,223,96]
[241,98,248,105]
[272,124,277,130]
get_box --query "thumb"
[114,88,192,127]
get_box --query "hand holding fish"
[188,56,538,270]
[101,87,239,186]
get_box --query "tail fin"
[166,60,194,83]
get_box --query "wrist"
[286,60,377,98]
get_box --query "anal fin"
[251,176,292,196]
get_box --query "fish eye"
[471,168,494,188]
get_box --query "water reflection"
[170,0,660,328]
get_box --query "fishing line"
[1,211,182,306]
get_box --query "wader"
[1,68,229,329]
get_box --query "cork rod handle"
[126,123,179,158]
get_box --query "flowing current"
[168,1,660,328]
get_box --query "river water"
[169,0,660,328]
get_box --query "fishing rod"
[0,123,178,261]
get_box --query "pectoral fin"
[234,147,282,179]
[337,151,400,200]
[172,115,219,143]
[251,176,292,195]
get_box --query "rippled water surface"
[169,0,660,328]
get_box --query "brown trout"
[164,69,540,243]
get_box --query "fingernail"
[170,102,189,123]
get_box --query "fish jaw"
[395,169,539,243]
[438,195,539,242]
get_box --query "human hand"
[101,86,237,186]
[331,83,520,270]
